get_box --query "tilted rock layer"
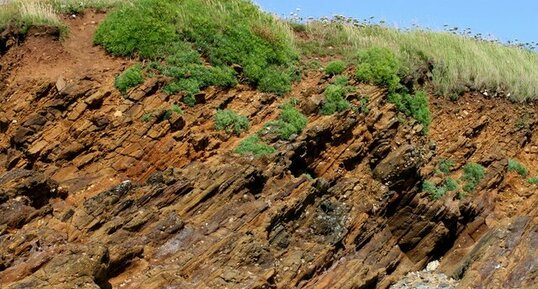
[0,11,537,289]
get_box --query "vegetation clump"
[462,163,486,192]
[528,177,538,185]
[320,79,352,115]
[388,91,431,133]
[423,177,459,200]
[115,64,144,94]
[235,135,275,157]
[94,0,298,97]
[265,103,308,140]
[355,47,401,92]
[324,60,347,76]
[437,159,455,174]
[214,109,249,135]
[507,159,528,177]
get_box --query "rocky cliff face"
[0,12,536,289]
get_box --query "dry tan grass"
[300,21,538,102]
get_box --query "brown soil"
[0,10,536,289]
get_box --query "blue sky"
[253,0,537,44]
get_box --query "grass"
[507,159,528,177]
[528,177,538,185]
[324,60,346,76]
[235,135,275,157]
[264,102,308,140]
[299,19,538,102]
[4,1,538,102]
[214,109,249,135]
[115,64,144,94]
[0,0,125,33]
[94,0,298,97]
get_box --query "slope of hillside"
[0,2,537,289]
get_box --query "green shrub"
[141,112,154,122]
[387,91,431,133]
[94,0,178,58]
[333,75,349,86]
[423,177,458,200]
[320,84,351,115]
[266,103,308,140]
[258,69,292,95]
[355,47,401,92]
[507,159,528,177]
[528,177,538,185]
[235,135,276,157]
[462,163,486,192]
[437,159,455,174]
[214,109,249,135]
[444,177,459,191]
[95,0,297,97]
[115,64,144,94]
[325,60,346,75]
[423,180,446,200]
[162,104,183,120]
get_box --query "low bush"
[423,177,458,200]
[507,159,528,177]
[320,84,351,115]
[388,91,431,133]
[95,0,298,97]
[266,103,308,140]
[162,104,183,120]
[437,159,455,174]
[214,109,249,135]
[235,135,275,157]
[528,177,538,185]
[462,163,486,192]
[115,64,144,94]
[355,47,401,92]
[325,60,346,76]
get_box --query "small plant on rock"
[507,159,528,177]
[162,104,183,120]
[320,84,351,115]
[462,163,486,192]
[387,91,431,133]
[214,109,250,135]
[325,60,346,76]
[355,47,401,92]
[265,102,308,140]
[235,135,276,157]
[437,159,455,174]
[528,177,538,185]
[115,64,144,94]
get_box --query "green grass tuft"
[214,109,249,135]
[324,60,346,76]
[235,135,276,157]
[507,159,528,177]
[115,64,144,94]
